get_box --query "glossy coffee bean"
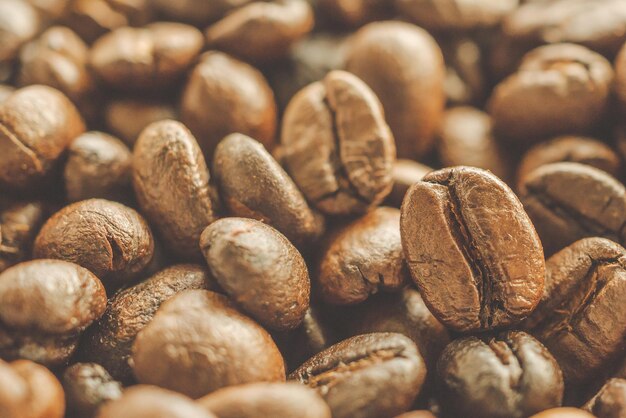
[0,0,40,66]
[62,363,122,418]
[345,21,445,159]
[489,43,613,143]
[104,99,177,147]
[281,70,395,215]
[385,159,433,209]
[213,133,324,247]
[0,259,107,366]
[529,408,595,418]
[437,332,564,418]
[132,290,286,398]
[198,382,331,418]
[401,166,545,332]
[524,238,626,387]
[519,162,626,256]
[316,207,407,305]
[200,217,310,331]
[80,264,216,382]
[34,199,154,286]
[583,378,626,418]
[0,200,46,273]
[181,51,277,158]
[133,120,218,260]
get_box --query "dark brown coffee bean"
[316,207,407,305]
[151,0,250,25]
[316,0,390,28]
[0,200,46,273]
[64,131,132,202]
[104,99,177,147]
[0,85,85,191]
[198,382,331,418]
[62,363,122,418]
[213,133,324,247]
[529,408,596,418]
[0,358,65,418]
[616,42,626,117]
[524,237,626,387]
[0,0,40,65]
[33,199,154,286]
[96,385,217,418]
[489,43,613,143]
[393,412,436,418]
[90,22,204,90]
[281,70,395,215]
[0,259,107,367]
[79,264,216,382]
[200,217,310,331]
[206,0,314,63]
[401,166,545,332]
[437,331,564,418]
[519,162,626,256]
[583,378,626,418]
[181,51,277,158]
[132,290,286,398]
[133,120,218,260]
[344,21,445,159]
[385,159,432,208]
[290,332,426,418]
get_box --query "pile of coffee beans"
[1,1,626,417]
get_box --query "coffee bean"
[181,51,277,158]
[439,37,486,106]
[316,0,390,28]
[0,259,107,366]
[80,264,216,382]
[437,331,564,418]
[529,408,595,418]
[198,382,331,418]
[200,217,310,330]
[519,162,626,256]
[316,207,407,304]
[489,43,613,143]
[281,70,395,215]
[104,99,177,147]
[386,159,433,209]
[0,0,40,66]
[524,237,626,387]
[213,133,324,247]
[0,200,46,273]
[401,166,545,332]
[133,120,218,260]
[34,199,154,286]
[344,21,445,159]
[132,290,286,398]
[583,378,626,418]
[62,363,122,418]
[151,0,249,25]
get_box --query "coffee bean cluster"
[1,1,625,418]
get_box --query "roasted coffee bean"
[529,408,595,418]
[181,51,277,158]
[198,382,331,418]
[290,332,426,418]
[200,217,309,330]
[0,85,85,191]
[151,0,249,25]
[64,131,132,202]
[0,200,46,273]
[316,207,407,305]
[0,259,107,366]
[132,290,286,398]
[96,385,216,418]
[517,136,622,190]
[489,43,613,143]
[524,238,626,387]
[316,0,390,28]
[393,412,436,418]
[281,70,395,215]
[213,133,324,247]
[80,264,216,382]
[34,199,154,286]
[0,358,65,418]
[206,0,314,63]
[345,21,445,159]
[583,378,626,418]
[616,42,626,117]
[519,162,626,256]
[104,99,177,147]
[437,332,564,418]
[440,37,486,106]
[90,22,204,90]
[385,159,433,209]
[62,363,122,418]
[401,166,545,332]
[133,120,218,260]
[0,0,40,66]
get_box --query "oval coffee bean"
[200,217,309,331]
[401,166,545,332]
[133,120,218,260]
[386,159,432,208]
[0,200,46,273]
[583,378,626,418]
[80,264,216,382]
[290,332,426,418]
[62,363,122,418]
[437,331,564,418]
[34,199,154,287]
[213,133,324,247]
[132,290,286,398]
[0,259,107,367]
[529,408,595,418]
[281,70,395,215]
